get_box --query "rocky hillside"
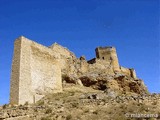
[0,85,160,120]
[1,43,159,120]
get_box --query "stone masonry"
[10,36,62,105]
[95,46,120,72]
[10,36,137,105]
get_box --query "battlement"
[95,46,116,59]
[95,46,116,51]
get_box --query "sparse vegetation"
[93,110,98,114]
[45,108,52,114]
[2,104,7,109]
[1,86,159,120]
[24,101,29,105]
[152,101,158,105]
[84,108,89,113]
[37,100,45,106]
[66,114,72,120]
[41,116,52,120]
[71,102,78,108]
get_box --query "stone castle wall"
[10,36,62,105]
[10,36,137,105]
[120,66,137,79]
[50,43,76,70]
[120,66,131,76]
[10,40,21,105]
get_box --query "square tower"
[10,36,62,105]
[95,46,120,72]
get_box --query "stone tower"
[10,36,62,105]
[95,46,120,72]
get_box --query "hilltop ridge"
[1,36,159,120]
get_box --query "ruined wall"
[10,36,62,105]
[130,69,137,79]
[10,36,138,105]
[49,43,77,75]
[79,59,89,74]
[120,67,137,79]
[50,43,90,76]
[87,59,114,75]
[50,43,75,59]
[120,66,131,76]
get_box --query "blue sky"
[0,0,159,105]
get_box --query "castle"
[10,36,137,105]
